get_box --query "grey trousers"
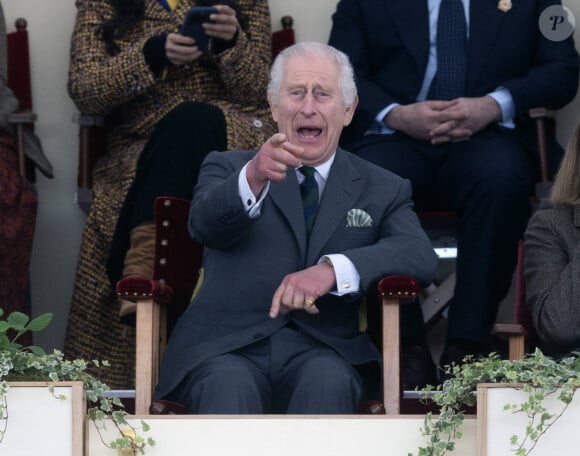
[169,325,363,414]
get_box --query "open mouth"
[298,127,323,138]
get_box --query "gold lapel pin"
[498,0,512,12]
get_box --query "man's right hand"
[245,133,304,197]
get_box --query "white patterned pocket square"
[345,208,373,228]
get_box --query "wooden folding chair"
[117,197,421,415]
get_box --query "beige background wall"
[2,0,579,350]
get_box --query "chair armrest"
[493,323,526,337]
[8,111,37,177]
[8,111,37,123]
[116,276,174,304]
[378,275,419,302]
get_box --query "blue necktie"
[427,0,467,100]
[299,166,319,237]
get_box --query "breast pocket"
[339,227,375,249]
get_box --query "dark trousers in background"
[349,128,535,346]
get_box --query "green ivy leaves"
[411,349,580,456]
[0,310,155,453]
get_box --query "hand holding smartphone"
[180,6,218,52]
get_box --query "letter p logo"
[540,6,575,41]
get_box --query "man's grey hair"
[267,42,357,109]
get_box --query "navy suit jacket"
[328,0,579,144]
[155,148,438,399]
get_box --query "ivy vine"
[410,349,580,456]
[0,309,155,453]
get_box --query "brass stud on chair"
[161,239,168,247]
[162,220,170,228]
[159,258,167,265]
[163,199,172,207]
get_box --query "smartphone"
[180,6,218,52]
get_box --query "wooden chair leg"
[382,297,401,415]
[135,299,160,415]
[379,275,419,415]
[15,123,26,177]
[507,334,525,361]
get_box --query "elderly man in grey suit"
[154,42,437,414]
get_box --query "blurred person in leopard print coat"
[65,0,276,388]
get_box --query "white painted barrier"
[87,415,477,456]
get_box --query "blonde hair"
[551,123,580,207]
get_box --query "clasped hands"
[386,96,501,144]
[165,4,239,66]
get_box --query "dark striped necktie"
[299,166,319,237]
[427,0,467,100]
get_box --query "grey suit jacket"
[155,148,438,399]
[524,205,580,356]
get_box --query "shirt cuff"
[369,103,399,134]
[319,254,360,296]
[238,162,269,218]
[488,88,516,129]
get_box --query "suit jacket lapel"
[268,151,366,265]
[386,0,430,76]
[307,150,365,265]
[467,1,508,92]
[269,172,308,258]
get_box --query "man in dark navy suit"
[329,0,579,387]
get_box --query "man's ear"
[343,95,358,126]
[268,96,279,123]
